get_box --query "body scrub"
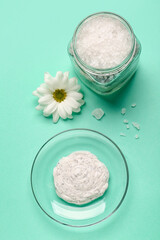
[68,12,141,95]
[53,151,109,205]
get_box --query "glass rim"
[30,128,129,228]
[72,12,136,74]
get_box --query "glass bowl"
[31,129,129,227]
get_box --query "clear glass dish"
[68,12,141,95]
[31,129,129,227]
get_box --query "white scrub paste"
[53,151,109,205]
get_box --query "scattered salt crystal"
[131,103,136,108]
[126,124,130,129]
[92,108,104,120]
[135,134,139,139]
[132,122,140,130]
[76,15,132,69]
[121,108,126,115]
[120,133,126,137]
[123,119,129,124]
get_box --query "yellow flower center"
[53,89,67,103]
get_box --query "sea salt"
[132,122,140,130]
[123,119,129,124]
[121,108,126,115]
[135,134,139,139]
[120,133,126,137]
[76,15,132,69]
[131,103,136,108]
[92,108,104,120]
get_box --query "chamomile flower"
[33,71,84,123]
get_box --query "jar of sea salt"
[68,12,141,95]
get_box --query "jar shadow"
[101,69,139,104]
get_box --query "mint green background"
[1,0,160,239]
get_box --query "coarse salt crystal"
[132,122,140,130]
[76,15,132,69]
[135,134,139,139]
[123,119,129,124]
[92,108,104,120]
[120,132,126,137]
[131,103,136,108]
[121,108,126,115]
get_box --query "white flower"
[33,71,85,123]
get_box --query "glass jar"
[68,12,141,95]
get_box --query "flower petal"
[33,90,41,97]
[66,97,81,109]
[37,85,50,95]
[72,107,81,113]
[63,100,73,115]
[67,91,83,100]
[67,114,73,119]
[38,94,53,105]
[43,111,50,117]
[43,101,57,115]
[64,72,69,80]
[51,71,64,89]
[35,105,44,110]
[56,71,64,81]
[59,71,69,88]
[44,72,55,82]
[44,72,56,90]
[78,99,85,106]
[67,77,78,89]
[58,103,67,119]
[69,84,81,91]
[53,109,60,123]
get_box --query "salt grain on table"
[123,119,129,124]
[135,134,139,139]
[120,133,126,137]
[132,122,140,130]
[92,108,104,120]
[121,108,126,115]
[131,103,136,108]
